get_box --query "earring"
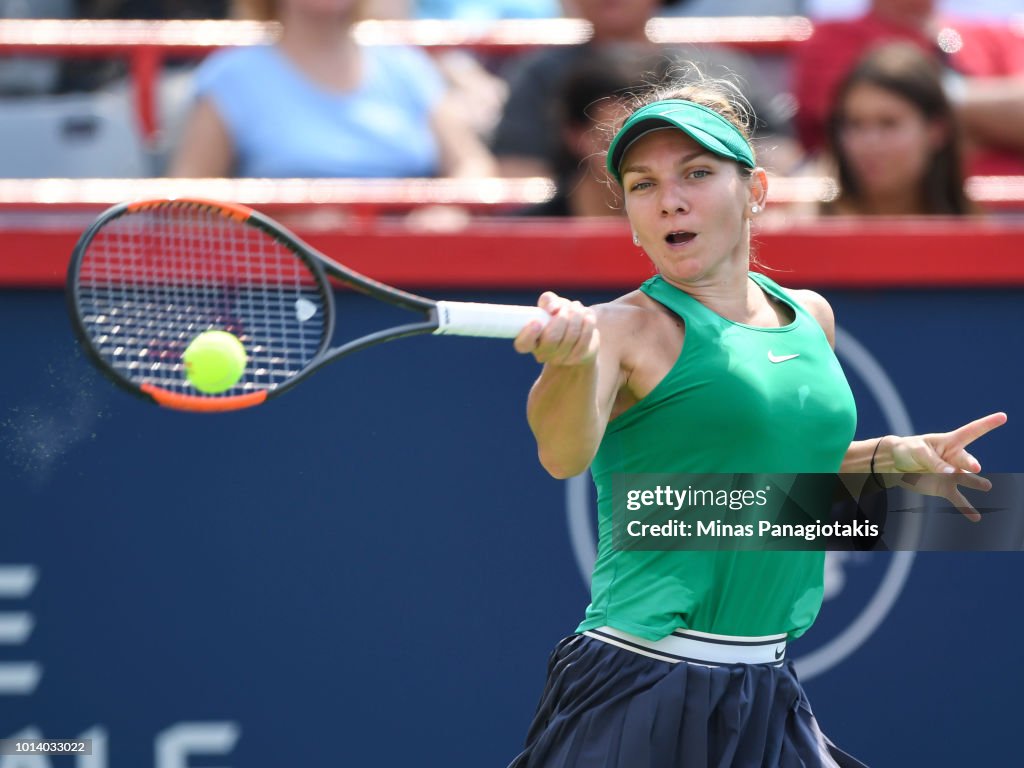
[632,233,640,246]
[751,204,761,214]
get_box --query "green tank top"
[577,272,857,641]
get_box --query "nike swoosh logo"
[767,351,800,363]
[774,646,785,660]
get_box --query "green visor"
[606,99,755,184]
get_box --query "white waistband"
[582,626,787,666]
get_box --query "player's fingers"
[946,446,982,474]
[563,307,599,365]
[533,312,569,362]
[946,412,1008,450]
[513,320,546,355]
[953,469,992,493]
[538,294,573,327]
[538,291,568,314]
[949,488,981,523]
[550,302,586,362]
[964,451,981,473]
[901,439,957,474]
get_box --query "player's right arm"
[514,292,629,479]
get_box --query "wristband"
[870,436,886,489]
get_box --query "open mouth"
[665,231,697,245]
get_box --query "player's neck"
[660,256,756,321]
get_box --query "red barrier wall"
[5,215,1023,290]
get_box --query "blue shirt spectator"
[171,0,495,179]
[661,0,798,15]
[414,0,558,19]
[192,44,443,177]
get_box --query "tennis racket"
[66,198,549,413]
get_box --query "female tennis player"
[508,80,1007,767]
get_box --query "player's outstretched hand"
[887,412,1007,474]
[514,291,598,366]
[883,412,1008,520]
[894,470,993,522]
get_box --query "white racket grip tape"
[433,301,550,338]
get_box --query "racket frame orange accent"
[141,384,268,412]
[126,198,253,222]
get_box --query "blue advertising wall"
[1,286,1021,768]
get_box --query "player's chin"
[657,254,707,283]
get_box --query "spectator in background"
[0,0,73,95]
[79,0,228,16]
[169,0,494,177]
[363,0,513,144]
[792,0,1024,176]
[0,1,230,95]
[368,0,558,19]
[822,43,975,216]
[61,2,230,92]
[804,0,870,20]
[807,0,1023,23]
[491,0,802,179]
[660,0,799,15]
[521,45,666,217]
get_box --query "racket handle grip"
[433,301,550,338]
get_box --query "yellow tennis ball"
[182,330,247,394]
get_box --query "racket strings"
[75,205,329,396]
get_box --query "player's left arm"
[792,288,1007,517]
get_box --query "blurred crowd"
[1,0,1023,218]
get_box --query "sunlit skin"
[838,82,945,213]
[620,128,767,301]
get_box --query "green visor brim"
[607,100,755,184]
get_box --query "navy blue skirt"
[507,634,868,768]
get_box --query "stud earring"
[632,233,640,246]
[751,204,761,214]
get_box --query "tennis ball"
[182,330,247,394]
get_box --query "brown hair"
[826,42,973,215]
[606,67,759,176]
